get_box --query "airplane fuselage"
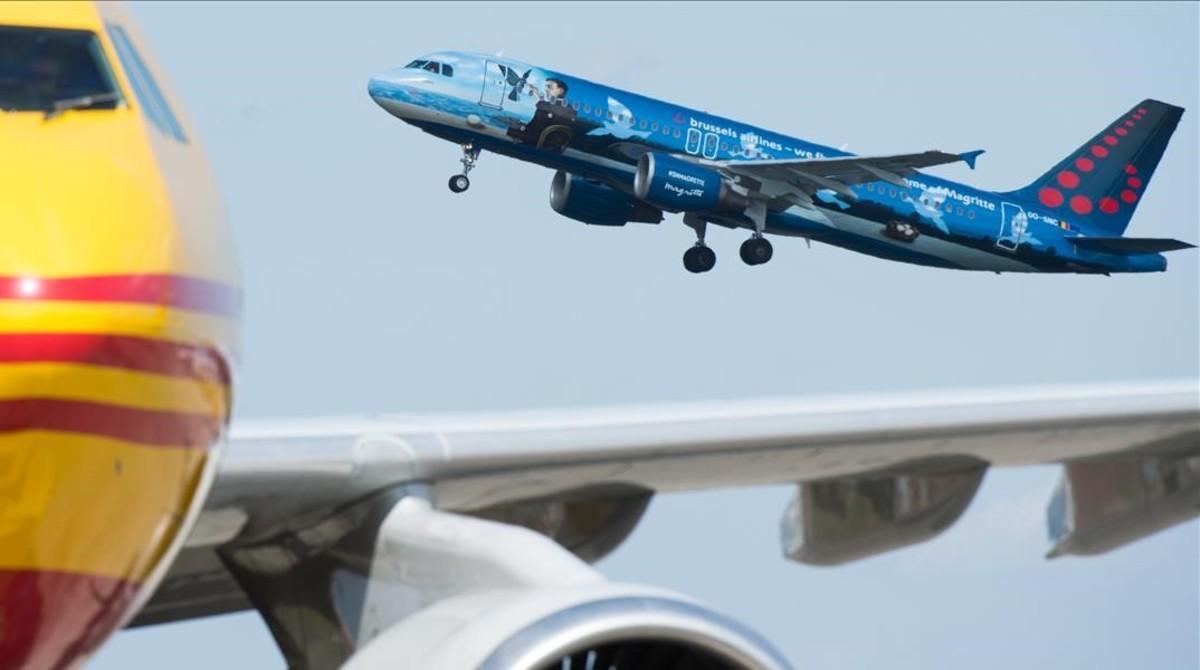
[369,51,1173,274]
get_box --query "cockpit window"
[106,24,186,143]
[404,58,454,78]
[0,24,121,113]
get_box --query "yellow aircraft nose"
[0,5,239,666]
[0,127,238,668]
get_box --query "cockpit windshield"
[0,25,121,113]
[403,58,454,78]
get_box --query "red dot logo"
[1124,120,1136,127]
[1056,170,1080,188]
[1091,145,1109,158]
[1138,107,1148,114]
[1103,135,1119,146]
[1069,195,1093,215]
[1127,176,1142,188]
[1124,164,1138,175]
[1099,197,1119,214]
[1120,189,1138,204]
[1038,187,1065,208]
[1075,157,1095,172]
[1114,127,1128,136]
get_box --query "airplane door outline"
[480,61,507,109]
[996,201,1028,252]
[685,128,702,155]
[702,132,719,159]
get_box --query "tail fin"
[1005,99,1184,236]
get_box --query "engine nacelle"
[343,583,791,670]
[549,171,662,226]
[633,152,748,213]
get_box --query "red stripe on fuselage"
[0,569,137,670]
[0,399,220,448]
[0,333,230,385]
[0,275,240,317]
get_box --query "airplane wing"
[134,380,1199,669]
[717,149,985,199]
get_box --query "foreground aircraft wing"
[134,381,1199,668]
[718,149,984,198]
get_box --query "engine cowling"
[343,583,791,670]
[633,152,748,213]
[550,171,662,226]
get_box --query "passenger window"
[106,24,186,142]
[638,119,647,129]
[944,204,953,213]
[442,64,454,77]
[956,206,964,216]
[583,103,591,114]
[651,122,658,131]
[662,125,670,136]
[673,128,681,138]
[702,132,719,159]
[685,127,702,154]
[967,209,975,220]
[866,183,874,192]
[720,142,728,152]
[889,188,897,197]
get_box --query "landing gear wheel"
[885,221,919,243]
[739,237,773,266]
[448,174,470,193]
[683,245,716,273]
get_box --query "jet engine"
[344,583,791,670]
[550,171,662,226]
[633,152,748,213]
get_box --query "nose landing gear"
[448,144,481,193]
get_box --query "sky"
[93,2,1198,668]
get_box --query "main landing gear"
[884,221,920,243]
[680,213,776,273]
[682,213,716,274]
[738,199,773,266]
[448,144,481,193]
[739,236,773,266]
[683,245,717,273]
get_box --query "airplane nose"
[0,114,237,665]
[367,74,389,105]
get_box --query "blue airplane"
[368,52,1194,274]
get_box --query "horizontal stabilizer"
[958,149,985,170]
[1070,237,1196,254]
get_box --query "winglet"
[958,150,985,170]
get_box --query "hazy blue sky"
[93,2,1197,668]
